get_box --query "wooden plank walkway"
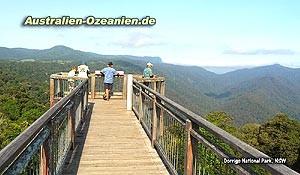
[62,99,169,175]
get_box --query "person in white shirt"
[68,66,77,90]
[78,60,89,78]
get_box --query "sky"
[1,0,300,70]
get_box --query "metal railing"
[132,81,300,175]
[0,77,89,175]
[49,72,126,101]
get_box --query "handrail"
[50,72,127,100]
[0,78,89,174]
[132,80,300,175]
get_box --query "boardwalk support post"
[127,74,133,111]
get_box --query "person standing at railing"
[78,60,90,79]
[143,62,154,87]
[101,62,117,101]
[68,66,77,91]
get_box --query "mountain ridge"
[0,45,162,63]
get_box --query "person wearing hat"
[143,62,154,78]
[101,62,117,101]
[143,62,154,87]
[78,60,90,78]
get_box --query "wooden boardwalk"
[62,99,169,175]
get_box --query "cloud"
[110,32,165,48]
[223,49,296,55]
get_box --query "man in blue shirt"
[101,62,117,101]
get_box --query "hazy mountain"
[1,45,300,125]
[203,66,255,74]
[0,47,41,60]
[202,64,300,124]
[0,45,162,63]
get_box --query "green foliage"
[205,111,238,134]
[163,123,186,174]
[204,111,300,173]
[0,118,27,148]
[201,112,263,174]
[203,112,240,158]
[257,113,300,166]
[239,123,260,147]
[0,61,49,149]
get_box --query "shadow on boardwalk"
[62,102,94,175]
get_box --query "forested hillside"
[155,63,300,125]
[0,61,49,148]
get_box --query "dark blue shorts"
[104,83,113,90]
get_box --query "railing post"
[41,124,54,175]
[155,96,163,139]
[50,78,54,108]
[161,80,165,96]
[126,74,133,111]
[159,80,165,136]
[85,81,88,111]
[91,75,95,99]
[41,142,49,175]
[138,87,143,122]
[185,119,193,175]
[123,74,127,100]
[57,79,61,97]
[153,81,157,92]
[79,85,84,125]
[151,96,157,148]
[69,98,76,150]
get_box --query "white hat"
[147,62,153,66]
